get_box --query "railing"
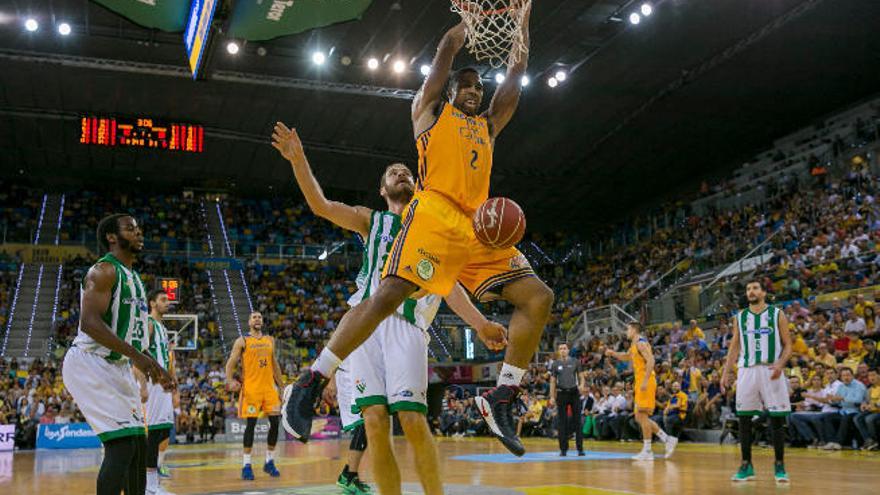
[699,227,783,295]
[565,304,637,348]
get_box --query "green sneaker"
[346,476,373,495]
[774,462,790,483]
[731,462,755,482]
[336,472,351,491]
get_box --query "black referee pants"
[556,389,583,453]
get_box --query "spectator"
[819,368,866,450]
[854,369,880,450]
[844,310,867,335]
[663,381,688,439]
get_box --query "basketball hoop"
[451,0,530,69]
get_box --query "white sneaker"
[632,450,654,461]
[664,437,679,459]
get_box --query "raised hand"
[271,122,305,163]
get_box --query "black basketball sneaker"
[281,369,328,443]
[475,384,525,456]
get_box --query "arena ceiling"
[0,0,879,233]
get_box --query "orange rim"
[453,0,512,16]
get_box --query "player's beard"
[118,236,143,254]
[386,182,414,204]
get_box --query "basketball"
[473,197,526,249]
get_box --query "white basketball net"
[451,0,530,69]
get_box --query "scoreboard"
[80,116,205,153]
[158,278,182,304]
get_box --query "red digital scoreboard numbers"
[159,278,181,304]
[80,116,205,153]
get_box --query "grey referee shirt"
[551,357,582,391]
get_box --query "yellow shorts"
[382,190,535,299]
[634,376,657,412]
[238,388,281,418]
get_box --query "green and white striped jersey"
[347,210,440,331]
[148,317,171,371]
[73,253,150,361]
[736,305,782,368]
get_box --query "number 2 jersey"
[72,253,149,360]
[416,102,493,215]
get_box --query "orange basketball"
[473,197,526,249]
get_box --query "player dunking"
[143,289,178,495]
[225,312,283,480]
[272,126,507,495]
[63,214,174,495]
[605,322,677,460]
[721,279,792,483]
[284,3,550,458]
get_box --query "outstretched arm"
[485,2,531,138]
[444,283,507,351]
[271,122,371,237]
[412,22,468,132]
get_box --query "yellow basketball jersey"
[629,337,655,380]
[417,102,493,215]
[242,335,275,392]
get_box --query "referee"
[550,342,585,456]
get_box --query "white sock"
[157,449,167,468]
[266,450,275,462]
[147,470,159,491]
[656,429,669,443]
[243,453,252,466]
[497,363,526,387]
[311,348,342,377]
[642,440,652,452]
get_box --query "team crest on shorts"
[417,259,435,280]
[247,405,257,414]
[509,254,529,270]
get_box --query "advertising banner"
[92,0,191,32]
[36,423,102,450]
[0,425,14,451]
[229,0,373,40]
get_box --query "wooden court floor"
[3,437,879,495]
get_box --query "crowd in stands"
[0,357,85,449]
[435,291,880,451]
[2,103,880,450]
[0,181,39,244]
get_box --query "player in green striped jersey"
[63,214,174,495]
[273,124,506,495]
[721,278,792,484]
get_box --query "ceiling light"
[312,51,326,65]
[520,75,530,87]
[226,41,240,55]
[420,64,431,76]
[57,22,71,36]
[554,70,567,82]
[495,73,506,84]
[641,3,653,17]
[341,56,352,66]
[24,19,38,32]
[367,57,379,70]
[629,13,641,25]
[392,60,406,74]
[548,77,558,88]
